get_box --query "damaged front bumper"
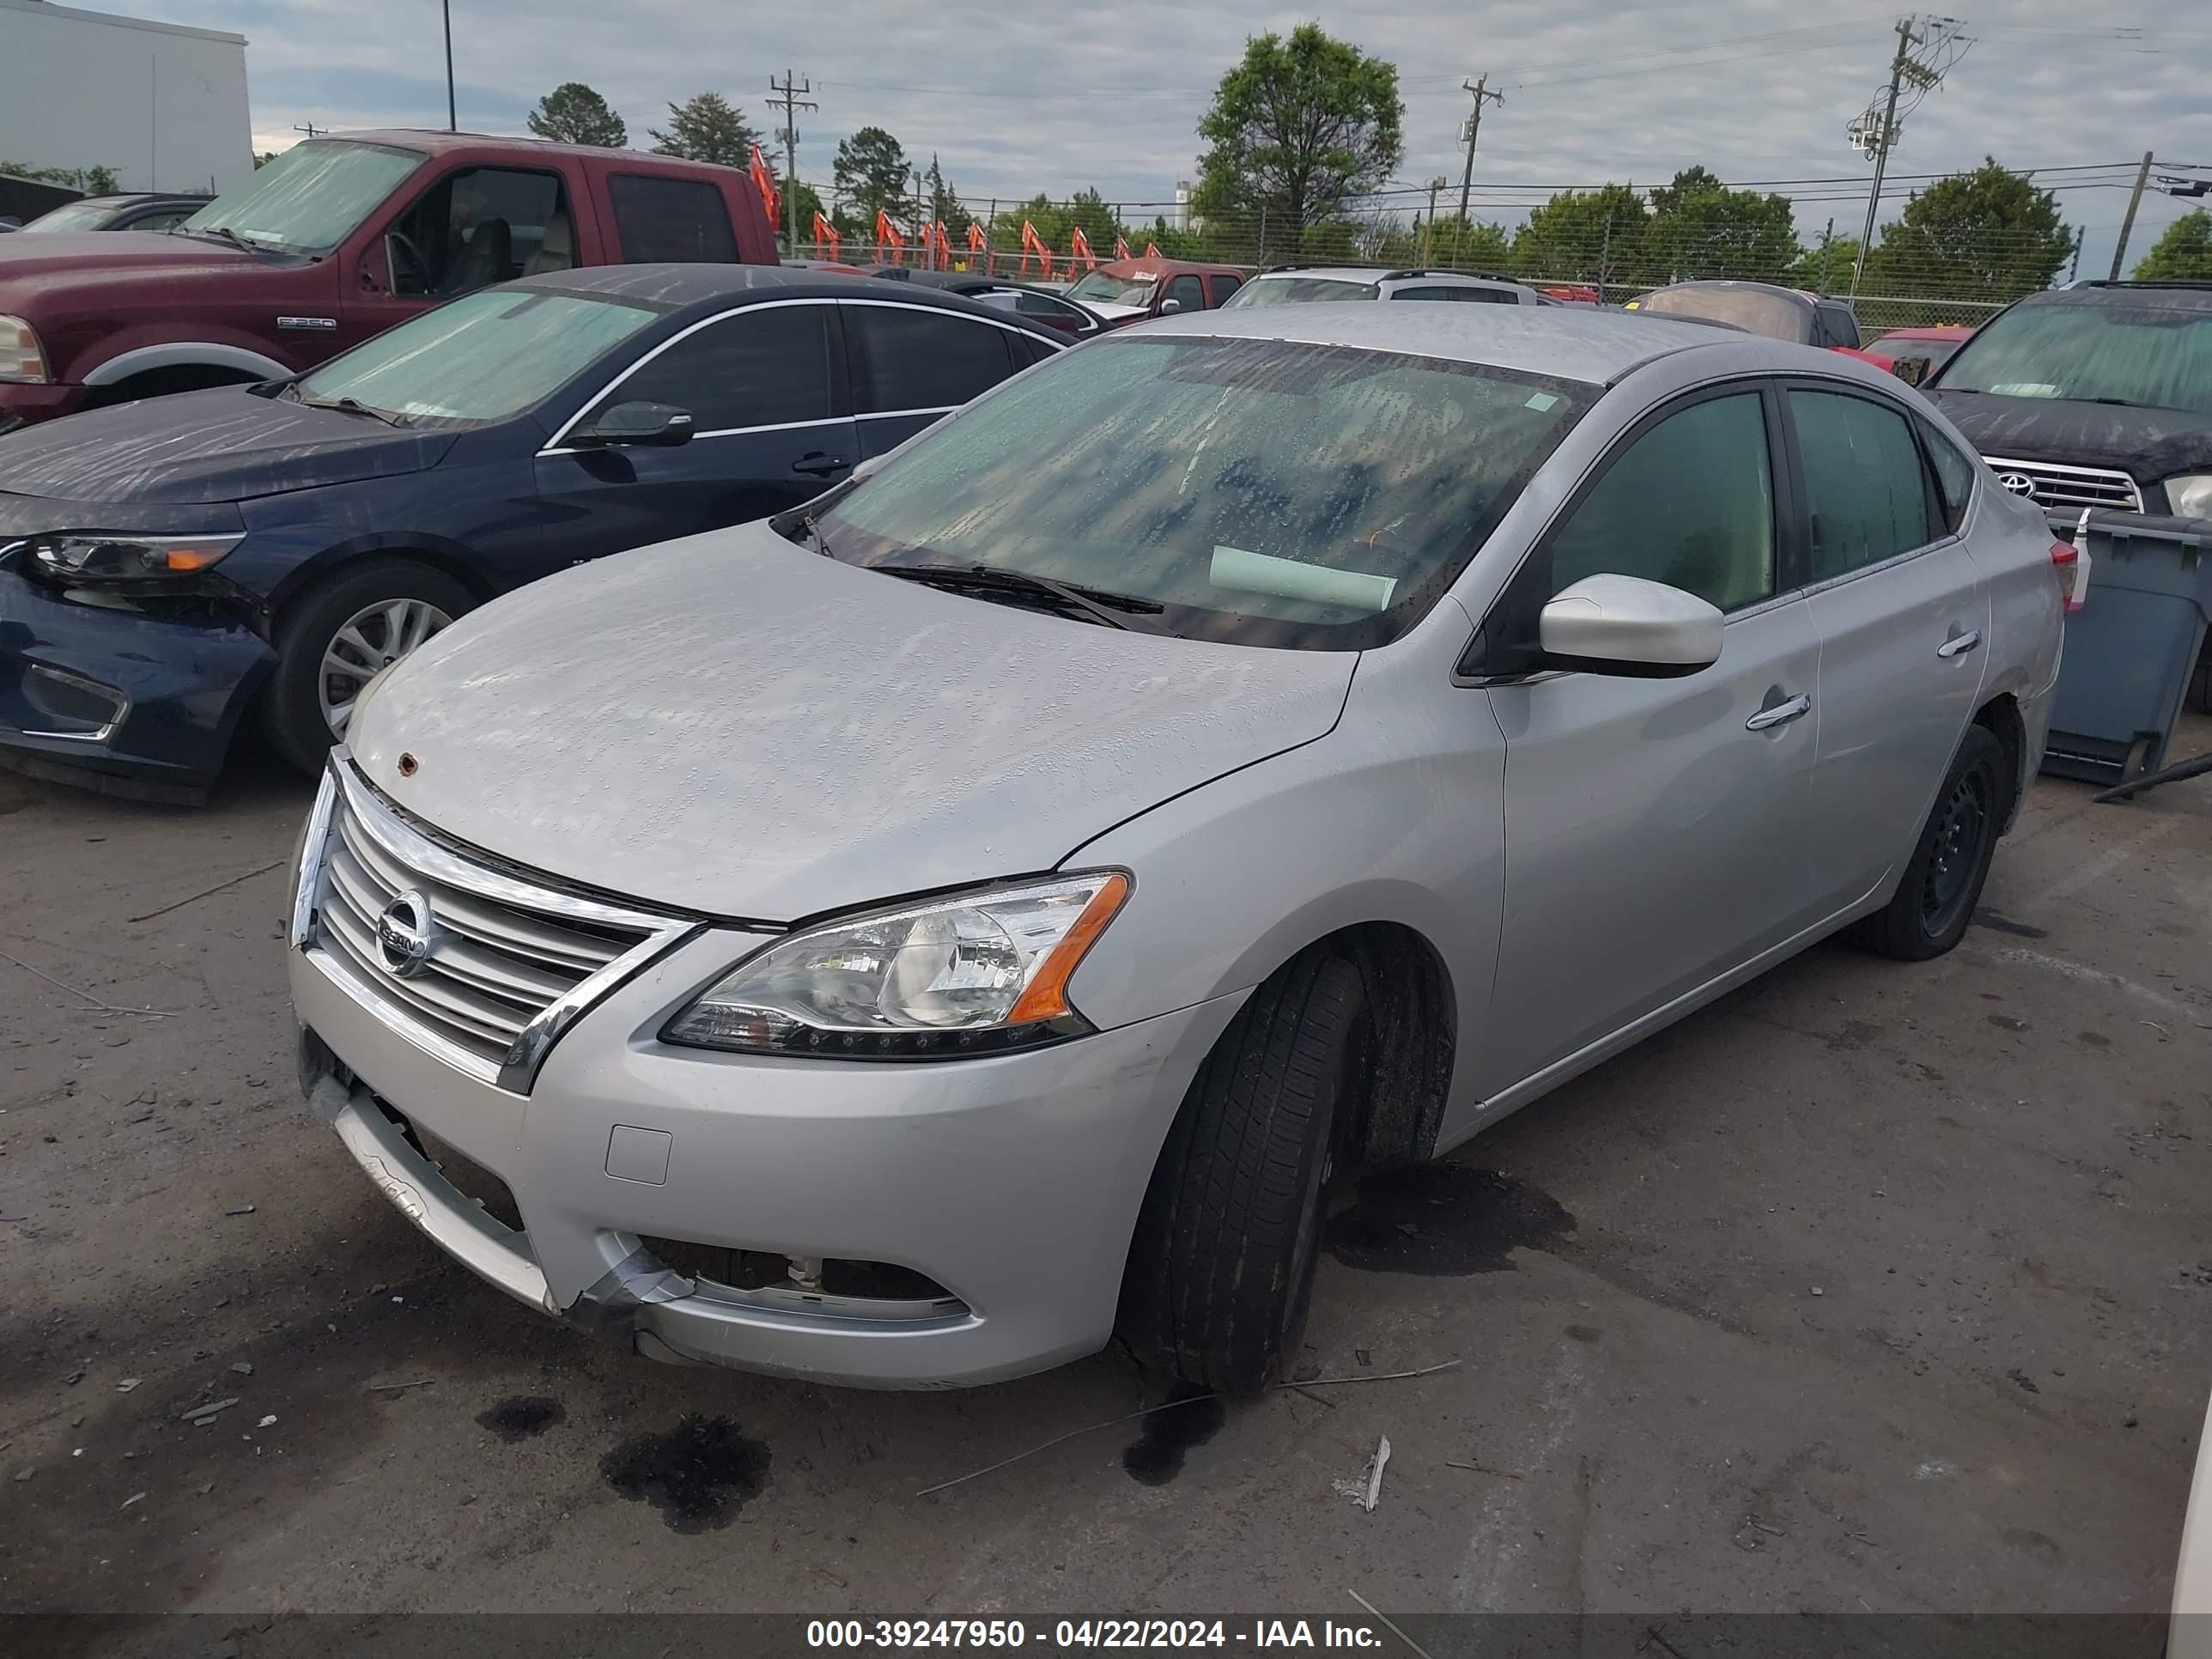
[0,562,273,799]
[287,780,1243,1385]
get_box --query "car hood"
[1928,389,2212,483]
[1079,299,1149,322]
[349,521,1356,921]
[0,388,457,505]
[0,229,259,286]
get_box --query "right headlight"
[663,871,1130,1060]
[0,314,47,384]
[2164,473,2212,523]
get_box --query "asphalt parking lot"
[2,720,2208,1638]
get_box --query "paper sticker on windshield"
[1988,382,2061,398]
[1524,392,1561,411]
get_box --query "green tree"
[1194,25,1403,248]
[1863,157,2074,301]
[1425,215,1512,271]
[1782,234,1863,294]
[834,125,912,233]
[1645,166,1800,282]
[787,179,827,241]
[1,160,121,194]
[2134,209,2212,281]
[923,154,971,235]
[252,149,279,170]
[649,92,759,167]
[1512,184,1650,284]
[528,82,627,149]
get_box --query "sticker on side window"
[1524,392,1561,412]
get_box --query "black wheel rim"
[1921,767,1990,935]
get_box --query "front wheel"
[1850,723,2008,961]
[262,560,472,775]
[1117,949,1367,1394]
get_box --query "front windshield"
[179,141,422,255]
[294,288,658,426]
[1934,302,2212,417]
[21,199,119,234]
[1068,270,1159,306]
[814,334,1595,650]
[1639,285,1812,344]
[1221,277,1379,307]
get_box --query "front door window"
[384,167,569,299]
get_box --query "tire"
[1849,724,2008,962]
[1117,950,1367,1394]
[2188,641,2212,718]
[261,559,473,775]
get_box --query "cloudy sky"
[141,0,2212,273]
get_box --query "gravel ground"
[1,720,2207,1640]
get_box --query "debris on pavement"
[364,1378,437,1395]
[229,1362,253,1376]
[224,1205,256,1217]
[120,1492,145,1510]
[1335,1435,1392,1511]
[2007,1368,2042,1394]
[1445,1459,1523,1480]
[116,1379,142,1393]
[180,1397,240,1425]
[257,1414,277,1428]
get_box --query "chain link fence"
[800,193,2069,333]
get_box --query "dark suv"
[1926,280,2212,708]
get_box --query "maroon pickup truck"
[0,130,780,430]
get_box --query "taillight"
[2050,538,2089,614]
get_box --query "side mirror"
[572,401,694,448]
[1158,296,1182,314]
[850,453,889,484]
[1538,574,1722,678]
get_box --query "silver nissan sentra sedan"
[287,303,2070,1392]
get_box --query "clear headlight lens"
[2165,473,2212,523]
[0,314,46,383]
[665,871,1131,1060]
[28,532,243,582]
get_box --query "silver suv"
[290,303,2069,1394]
[1222,265,1549,307]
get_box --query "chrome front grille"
[1981,455,2144,514]
[295,757,695,1091]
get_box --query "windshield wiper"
[295,393,407,428]
[183,223,257,252]
[881,563,1176,635]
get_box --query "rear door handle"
[791,453,849,477]
[1937,629,1981,659]
[1745,692,1812,732]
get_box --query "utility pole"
[2110,151,2154,280]
[1450,76,1504,267]
[766,70,817,253]
[1849,15,1968,295]
[441,0,456,131]
[1422,175,1446,264]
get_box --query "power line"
[1449,76,1504,264]
[766,70,817,249]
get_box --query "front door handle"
[1937,628,1981,659]
[1745,692,1812,732]
[791,453,849,477]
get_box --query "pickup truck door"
[531,297,859,563]
[337,161,585,358]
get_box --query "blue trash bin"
[2041,507,2212,785]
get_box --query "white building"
[0,0,250,195]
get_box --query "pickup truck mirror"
[1158,296,1182,314]
[572,401,695,449]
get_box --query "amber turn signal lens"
[1006,872,1130,1025]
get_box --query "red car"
[1862,324,1976,386]
[0,130,780,430]
[1063,258,1246,326]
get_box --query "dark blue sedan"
[0,265,1064,799]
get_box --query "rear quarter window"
[609,174,738,263]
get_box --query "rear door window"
[588,302,837,432]
[847,304,1017,413]
[1208,272,1242,304]
[1919,420,1978,532]
[609,174,738,263]
[1789,389,1937,579]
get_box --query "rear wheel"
[2187,641,2211,718]
[1850,724,2008,962]
[262,560,471,775]
[1117,949,1367,1394]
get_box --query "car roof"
[2027,281,2212,313]
[1651,278,1823,309]
[507,263,1066,337]
[1091,256,1243,279]
[1140,300,1773,385]
[1251,266,1518,286]
[320,128,744,172]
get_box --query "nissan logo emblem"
[374,889,439,979]
[1997,472,2037,497]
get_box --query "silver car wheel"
[319,598,452,738]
